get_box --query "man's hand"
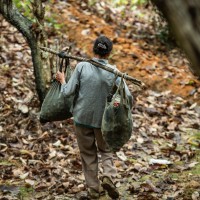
[55,71,65,84]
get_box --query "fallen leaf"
[20,172,29,179]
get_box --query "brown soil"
[53,2,200,104]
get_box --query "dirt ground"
[52,1,200,104]
[0,1,200,200]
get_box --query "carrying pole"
[40,46,145,88]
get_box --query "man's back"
[73,59,116,128]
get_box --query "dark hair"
[93,35,113,56]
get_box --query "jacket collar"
[92,57,108,64]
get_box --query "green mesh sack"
[101,77,133,152]
[40,58,73,123]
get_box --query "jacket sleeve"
[60,63,83,97]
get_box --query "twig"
[40,46,145,87]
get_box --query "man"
[56,35,133,199]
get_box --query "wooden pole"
[40,46,145,87]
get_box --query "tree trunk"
[0,0,50,103]
[152,0,200,78]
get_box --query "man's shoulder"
[106,63,118,70]
[76,62,90,73]
[77,61,90,67]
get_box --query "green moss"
[189,148,200,175]
[18,186,34,199]
[170,173,179,179]
[191,166,200,175]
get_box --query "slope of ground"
[51,1,200,103]
[0,1,200,200]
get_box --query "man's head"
[93,35,113,58]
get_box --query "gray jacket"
[61,58,133,128]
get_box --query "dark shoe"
[99,185,106,196]
[76,187,105,200]
[101,176,119,199]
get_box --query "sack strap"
[59,58,64,72]
[111,73,128,106]
[59,48,71,72]
[107,75,118,102]
[119,74,126,105]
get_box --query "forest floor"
[0,1,200,200]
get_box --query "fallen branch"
[40,46,145,87]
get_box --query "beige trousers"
[75,126,117,192]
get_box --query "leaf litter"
[0,1,200,199]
